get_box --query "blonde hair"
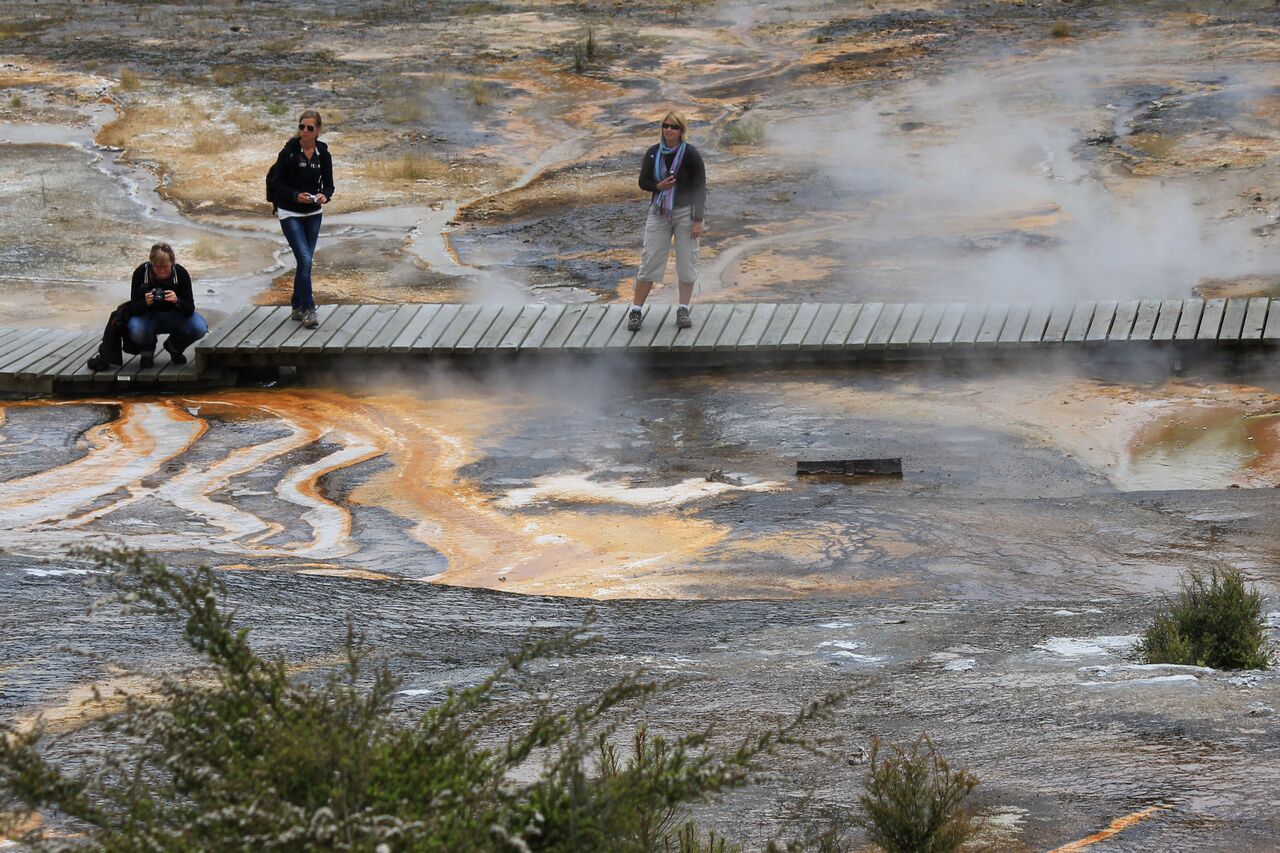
[661,111,688,142]
[149,242,175,266]
[295,109,323,138]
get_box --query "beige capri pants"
[637,205,699,284]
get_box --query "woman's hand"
[163,290,178,304]
[657,175,676,190]
[692,221,703,238]
[314,193,329,205]
[296,192,312,204]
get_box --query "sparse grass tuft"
[383,96,426,125]
[721,116,766,147]
[117,67,140,91]
[1140,566,1270,670]
[7,94,21,108]
[230,111,272,135]
[1050,21,1071,39]
[855,734,981,853]
[211,65,250,86]
[192,129,238,155]
[266,102,288,117]
[464,78,490,106]
[360,153,449,181]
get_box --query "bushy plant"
[0,548,842,851]
[854,735,980,853]
[1139,566,1270,670]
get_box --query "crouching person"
[128,242,207,367]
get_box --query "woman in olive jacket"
[270,109,334,329]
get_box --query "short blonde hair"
[295,109,323,138]
[661,110,688,141]
[149,242,175,266]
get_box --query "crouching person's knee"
[126,317,152,346]
[189,312,209,340]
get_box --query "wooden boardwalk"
[2,298,1278,393]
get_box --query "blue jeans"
[127,311,209,355]
[280,213,322,311]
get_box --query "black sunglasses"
[661,123,681,130]
[298,123,316,131]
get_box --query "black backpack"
[265,160,278,209]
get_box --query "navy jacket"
[270,137,335,214]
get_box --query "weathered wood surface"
[2,299,1277,392]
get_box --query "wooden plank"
[347,304,404,352]
[453,305,505,353]
[930,302,967,347]
[824,303,864,348]
[1241,297,1269,342]
[48,339,103,378]
[259,307,314,352]
[1152,299,1182,341]
[6,331,76,376]
[561,304,609,350]
[866,303,906,349]
[628,305,672,349]
[648,305,685,350]
[1041,303,1074,344]
[297,304,358,353]
[1263,299,1280,342]
[321,304,381,352]
[1196,298,1226,342]
[17,333,93,378]
[388,305,436,352]
[520,305,566,350]
[888,302,927,349]
[237,307,294,352]
[585,304,629,351]
[756,303,801,349]
[368,304,424,352]
[1107,300,1140,342]
[778,303,820,350]
[1084,300,1117,343]
[975,302,1010,347]
[716,303,756,349]
[0,329,46,365]
[996,304,1030,347]
[1173,299,1203,341]
[800,303,842,350]
[0,331,53,372]
[476,305,527,352]
[432,304,485,351]
[413,304,464,352]
[1019,303,1052,345]
[499,305,546,350]
[213,306,277,353]
[736,303,776,350]
[278,304,341,353]
[846,302,885,349]
[541,303,591,350]
[1063,302,1096,343]
[0,328,26,351]
[197,305,257,352]
[1218,297,1248,343]
[1127,300,1160,342]
[952,304,987,346]
[693,303,736,351]
[92,352,141,384]
[909,303,946,346]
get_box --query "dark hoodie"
[270,137,335,215]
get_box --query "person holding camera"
[628,110,707,332]
[269,109,334,330]
[127,242,207,368]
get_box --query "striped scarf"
[651,140,686,222]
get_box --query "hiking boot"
[302,308,319,328]
[676,306,692,329]
[86,354,108,372]
[290,307,304,321]
[163,340,188,365]
[139,353,155,369]
[627,309,642,332]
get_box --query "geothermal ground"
[2,0,1280,849]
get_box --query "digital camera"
[151,287,168,303]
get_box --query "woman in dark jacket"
[126,242,207,368]
[270,109,334,329]
[628,110,706,332]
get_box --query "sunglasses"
[298,123,317,131]
[661,123,681,130]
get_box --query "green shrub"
[1050,21,1071,39]
[720,117,766,147]
[0,548,843,851]
[854,735,980,853]
[1139,566,1270,670]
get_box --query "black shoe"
[86,354,108,371]
[140,354,155,369]
[627,310,642,332]
[676,306,692,329]
[164,341,188,365]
